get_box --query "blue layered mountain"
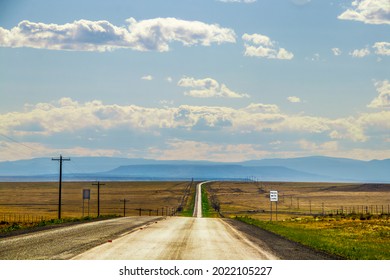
[0,156,389,182]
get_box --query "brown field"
[1,180,389,223]
[205,181,390,220]
[0,181,194,221]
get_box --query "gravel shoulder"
[0,216,163,260]
[223,218,342,260]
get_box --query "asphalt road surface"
[73,216,278,260]
[193,181,208,218]
[73,182,272,260]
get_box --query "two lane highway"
[73,216,277,260]
[73,182,278,260]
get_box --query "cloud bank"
[338,0,390,25]
[0,18,236,52]
[2,80,390,161]
[368,80,390,108]
[2,87,388,144]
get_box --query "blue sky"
[0,0,389,162]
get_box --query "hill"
[0,156,389,182]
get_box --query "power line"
[0,133,40,153]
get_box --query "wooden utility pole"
[92,181,105,217]
[120,199,127,217]
[52,155,70,220]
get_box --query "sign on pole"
[270,190,279,221]
[270,190,278,202]
[83,189,90,200]
[82,189,91,217]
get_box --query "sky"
[0,0,389,162]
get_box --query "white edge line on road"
[219,218,279,260]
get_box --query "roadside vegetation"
[236,214,390,260]
[202,184,221,218]
[180,185,196,217]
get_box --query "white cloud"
[306,53,322,61]
[160,100,174,106]
[141,75,153,81]
[0,141,121,162]
[349,47,371,57]
[242,33,294,60]
[126,17,236,51]
[3,95,390,163]
[328,118,368,142]
[298,139,339,152]
[332,48,342,56]
[287,96,302,103]
[0,18,236,52]
[338,0,390,25]
[373,42,390,56]
[149,138,390,162]
[244,103,280,113]
[177,77,250,98]
[166,77,173,83]
[367,80,390,108]
[148,139,267,162]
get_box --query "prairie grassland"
[203,181,390,259]
[205,181,390,220]
[236,215,390,260]
[0,181,193,221]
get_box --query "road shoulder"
[223,218,342,260]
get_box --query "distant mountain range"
[0,156,389,182]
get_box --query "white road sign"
[83,189,90,200]
[270,191,278,202]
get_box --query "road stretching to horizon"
[73,182,277,260]
[0,182,335,260]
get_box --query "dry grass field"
[0,181,193,222]
[205,181,390,220]
[2,180,388,222]
[204,181,390,259]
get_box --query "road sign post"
[82,189,90,217]
[270,190,279,221]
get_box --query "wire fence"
[0,205,182,224]
[0,213,49,223]
[221,204,390,219]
